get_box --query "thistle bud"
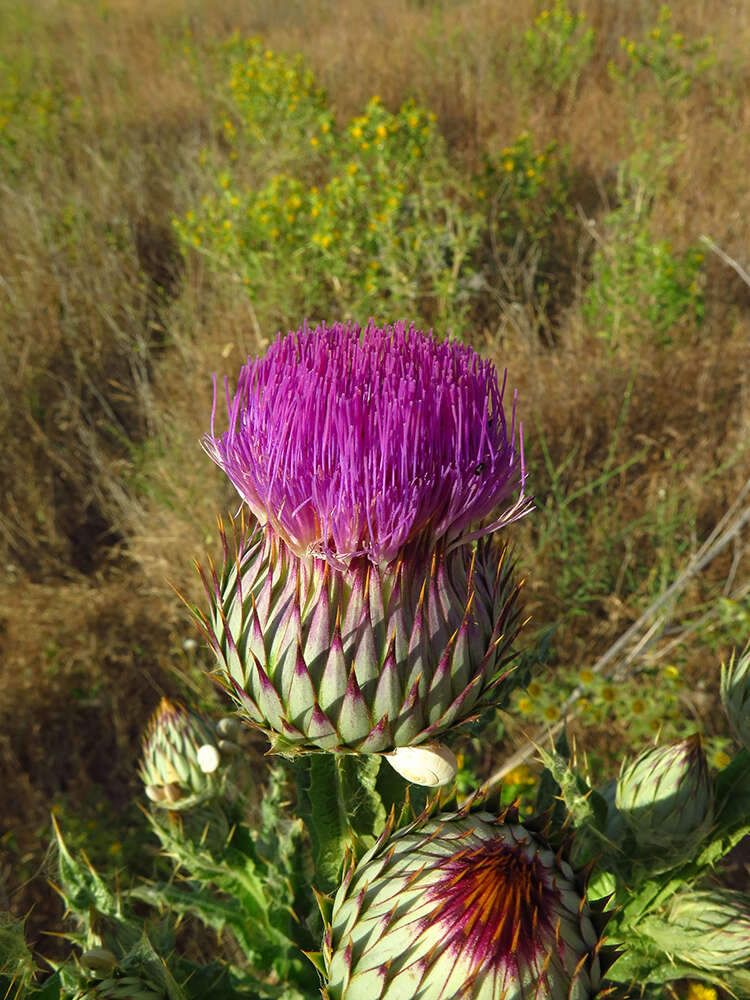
[323,808,612,999]
[139,698,224,811]
[615,734,713,862]
[721,645,750,751]
[662,889,750,969]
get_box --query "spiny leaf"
[51,815,120,918]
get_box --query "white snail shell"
[197,743,221,774]
[217,716,241,740]
[79,947,117,975]
[383,743,458,787]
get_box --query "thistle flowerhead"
[720,644,750,752]
[139,698,227,810]
[615,734,714,863]
[203,320,530,567]
[323,806,612,999]
[196,321,530,755]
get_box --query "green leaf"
[126,929,187,1000]
[0,911,37,997]
[606,945,727,987]
[129,882,259,962]
[51,815,120,918]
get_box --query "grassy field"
[1,0,750,979]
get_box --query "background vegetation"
[1,0,749,989]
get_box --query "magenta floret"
[204,320,531,565]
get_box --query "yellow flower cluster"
[221,34,333,150]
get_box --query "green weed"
[610,6,715,102]
[175,44,483,330]
[520,0,594,101]
[582,179,705,348]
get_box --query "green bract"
[615,734,713,862]
[139,698,224,810]
[323,807,610,999]
[721,645,750,752]
[196,517,523,754]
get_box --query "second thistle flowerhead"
[323,805,612,999]
[615,734,714,864]
[203,320,530,567]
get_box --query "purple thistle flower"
[204,320,531,566]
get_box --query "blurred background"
[1,0,748,967]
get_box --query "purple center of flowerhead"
[425,837,558,974]
[204,320,530,566]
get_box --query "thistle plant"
[8,318,750,1000]
[721,643,750,751]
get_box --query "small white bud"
[384,743,458,787]
[197,743,221,774]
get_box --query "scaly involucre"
[203,320,530,566]
[194,516,524,754]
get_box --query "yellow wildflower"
[685,984,718,1000]
[504,765,533,786]
[713,750,731,770]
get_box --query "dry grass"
[1,0,749,964]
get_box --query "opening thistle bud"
[324,809,610,999]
